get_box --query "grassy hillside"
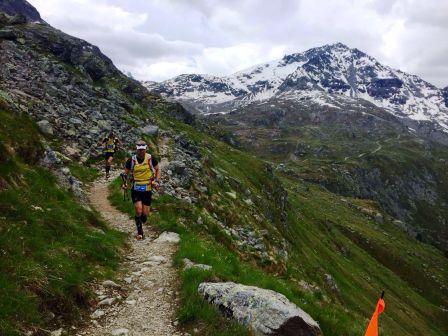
[0,104,126,335]
[208,103,448,254]
[109,112,448,336]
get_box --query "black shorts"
[104,152,114,160]
[131,189,152,206]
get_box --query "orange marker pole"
[364,291,385,336]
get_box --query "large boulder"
[168,160,186,175]
[198,282,322,336]
[37,120,53,135]
[0,28,16,40]
[140,124,159,137]
[82,55,108,81]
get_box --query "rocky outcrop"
[140,124,159,137]
[164,102,195,125]
[0,12,171,161]
[0,0,45,23]
[324,164,448,250]
[39,145,84,199]
[443,86,448,108]
[183,258,212,271]
[198,282,322,336]
[161,133,203,203]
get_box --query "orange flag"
[364,293,385,336]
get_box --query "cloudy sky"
[28,0,447,87]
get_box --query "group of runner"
[99,133,160,240]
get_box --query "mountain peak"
[279,43,358,68]
[0,0,45,23]
[327,42,351,49]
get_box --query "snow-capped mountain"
[143,43,448,131]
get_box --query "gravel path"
[79,171,182,336]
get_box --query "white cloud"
[121,43,287,81]
[197,43,287,75]
[28,0,448,87]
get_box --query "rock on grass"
[198,282,322,336]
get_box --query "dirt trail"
[80,140,181,336]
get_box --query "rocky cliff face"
[443,86,448,107]
[0,8,177,162]
[0,0,44,23]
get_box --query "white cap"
[136,144,147,150]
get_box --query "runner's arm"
[121,158,133,186]
[152,158,161,181]
[114,138,121,151]
[154,163,161,181]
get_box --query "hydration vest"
[104,138,116,153]
[130,153,155,189]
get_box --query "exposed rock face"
[324,164,447,249]
[0,10,180,160]
[164,101,195,124]
[161,133,203,202]
[443,86,448,108]
[0,0,45,23]
[0,27,16,39]
[198,282,322,336]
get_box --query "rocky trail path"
[79,137,183,336]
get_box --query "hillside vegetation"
[109,111,448,336]
[0,101,125,335]
[209,100,448,254]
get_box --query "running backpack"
[130,154,155,176]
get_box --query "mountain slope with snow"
[143,43,448,131]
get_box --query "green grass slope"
[109,113,448,336]
[0,105,126,335]
[209,106,448,254]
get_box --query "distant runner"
[122,140,160,240]
[100,132,120,179]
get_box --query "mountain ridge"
[143,43,448,133]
